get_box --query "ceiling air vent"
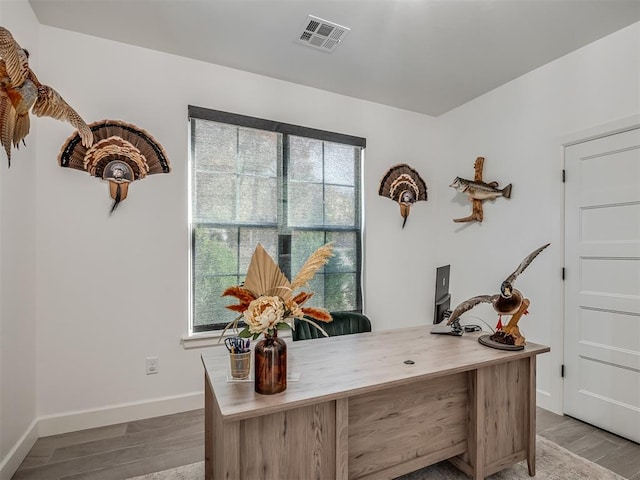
[296,15,350,53]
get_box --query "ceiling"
[28,0,640,116]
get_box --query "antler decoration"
[58,120,171,214]
[0,26,93,167]
[378,163,428,228]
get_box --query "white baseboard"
[1,392,203,479]
[536,388,555,413]
[38,391,204,437]
[0,418,38,480]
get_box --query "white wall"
[0,0,39,477]
[33,26,438,425]
[436,22,640,413]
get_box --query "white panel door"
[564,127,640,442]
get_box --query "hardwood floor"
[536,407,640,480]
[11,407,640,479]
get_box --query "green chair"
[292,311,372,341]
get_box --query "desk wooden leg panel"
[527,356,536,476]
[450,357,534,479]
[336,398,349,480]
[204,373,213,480]
[206,372,240,479]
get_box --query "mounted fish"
[450,177,512,201]
[450,157,511,223]
[447,243,550,348]
[0,26,93,167]
[58,120,171,214]
[378,163,428,228]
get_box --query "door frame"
[548,114,640,415]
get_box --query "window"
[189,106,365,332]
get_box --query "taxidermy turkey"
[378,163,428,228]
[58,120,171,214]
[0,26,93,166]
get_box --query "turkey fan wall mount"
[378,163,428,228]
[59,120,171,214]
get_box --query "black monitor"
[433,264,451,324]
[431,264,462,335]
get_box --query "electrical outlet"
[146,356,159,375]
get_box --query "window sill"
[181,331,227,350]
[181,329,292,350]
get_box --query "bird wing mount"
[32,85,93,148]
[447,294,496,325]
[0,27,29,87]
[504,243,550,284]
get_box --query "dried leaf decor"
[290,243,334,291]
[301,307,332,323]
[221,242,335,340]
[222,285,256,302]
[292,291,313,306]
[221,286,256,313]
[243,244,292,301]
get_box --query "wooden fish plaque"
[450,157,512,223]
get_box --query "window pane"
[325,142,356,185]
[326,231,358,273]
[193,225,238,276]
[237,176,278,224]
[325,185,355,226]
[325,273,358,311]
[193,121,236,173]
[194,275,239,327]
[291,231,326,280]
[303,274,326,308]
[289,136,322,182]
[193,225,242,327]
[238,128,278,177]
[288,182,323,227]
[239,229,278,273]
[194,173,235,223]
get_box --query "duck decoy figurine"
[447,243,550,344]
[0,26,93,166]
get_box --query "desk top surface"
[201,326,549,421]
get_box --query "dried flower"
[220,243,334,340]
[243,296,286,335]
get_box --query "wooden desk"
[202,327,549,480]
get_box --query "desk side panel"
[348,373,468,479]
[206,372,240,480]
[482,357,529,474]
[239,401,336,479]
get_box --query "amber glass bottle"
[254,329,287,394]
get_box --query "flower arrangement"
[221,243,334,339]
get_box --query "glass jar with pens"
[225,337,251,380]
